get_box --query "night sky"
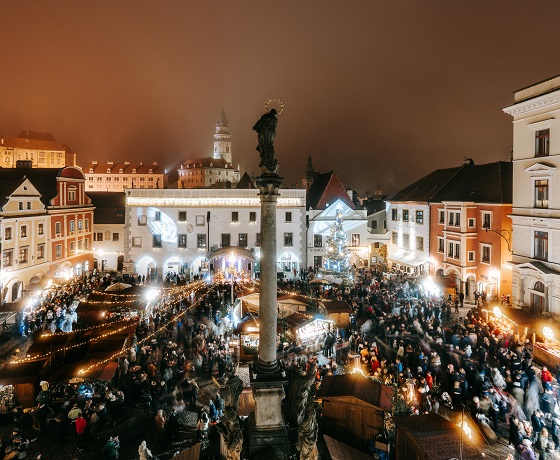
[2,1,560,194]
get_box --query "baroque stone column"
[255,175,283,374]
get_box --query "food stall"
[320,300,353,328]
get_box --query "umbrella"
[105,282,132,292]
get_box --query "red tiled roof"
[306,171,355,210]
[0,134,64,151]
[83,162,164,174]
[180,157,230,168]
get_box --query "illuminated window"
[55,245,62,258]
[69,220,75,232]
[113,233,119,242]
[19,247,28,263]
[238,233,248,248]
[78,220,82,230]
[415,211,423,224]
[351,234,360,247]
[94,232,103,241]
[69,242,75,254]
[535,179,549,208]
[197,234,206,249]
[55,222,62,235]
[178,234,187,248]
[21,225,27,238]
[85,219,89,230]
[37,244,45,260]
[4,227,12,240]
[3,250,13,267]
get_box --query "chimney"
[16,160,32,169]
[92,160,98,165]
[124,161,130,165]
[107,161,114,165]
[464,158,474,165]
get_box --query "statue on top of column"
[253,109,279,175]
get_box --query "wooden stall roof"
[47,358,119,382]
[323,435,371,460]
[26,333,75,357]
[317,373,393,411]
[0,360,46,385]
[233,316,282,334]
[321,301,352,314]
[393,414,482,460]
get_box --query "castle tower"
[213,109,232,164]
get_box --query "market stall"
[0,360,46,408]
[297,318,334,349]
[320,300,353,328]
[234,316,283,361]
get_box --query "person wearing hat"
[517,438,537,460]
[68,403,82,422]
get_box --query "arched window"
[534,281,545,292]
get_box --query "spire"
[216,108,229,132]
[305,151,315,179]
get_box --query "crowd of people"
[6,264,560,459]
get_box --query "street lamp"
[227,254,237,305]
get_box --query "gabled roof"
[235,172,256,189]
[317,373,393,411]
[306,171,355,210]
[0,178,27,208]
[0,167,63,205]
[388,161,512,204]
[431,161,512,204]
[86,192,125,224]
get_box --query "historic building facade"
[124,187,306,280]
[0,131,76,168]
[0,165,94,303]
[177,110,240,188]
[83,161,167,191]
[387,160,513,301]
[503,75,560,314]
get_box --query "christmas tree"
[323,209,350,277]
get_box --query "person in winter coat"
[75,415,87,450]
[101,436,120,459]
[197,411,209,440]
[138,440,153,460]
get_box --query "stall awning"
[0,360,46,385]
[388,253,427,268]
[239,293,308,314]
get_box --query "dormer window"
[119,168,123,173]
[132,169,137,173]
[107,168,111,173]
[149,169,153,173]
[89,168,93,173]
[209,163,213,167]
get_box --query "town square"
[1,2,560,460]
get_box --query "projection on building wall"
[147,207,177,243]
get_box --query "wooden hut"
[316,373,393,451]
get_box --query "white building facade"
[307,199,370,272]
[503,75,560,314]
[385,202,431,275]
[124,188,306,280]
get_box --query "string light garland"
[12,281,207,364]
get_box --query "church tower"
[302,152,315,192]
[213,109,232,164]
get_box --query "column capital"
[256,175,283,199]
